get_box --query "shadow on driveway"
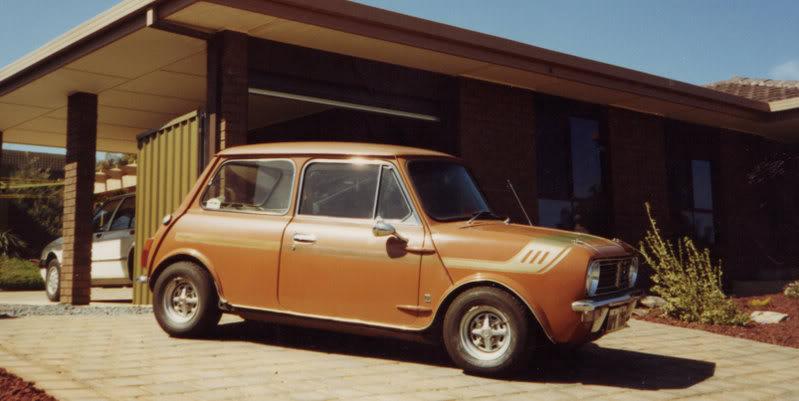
[211,320,715,390]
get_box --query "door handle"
[292,233,317,243]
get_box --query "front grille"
[595,258,633,295]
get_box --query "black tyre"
[153,262,221,337]
[443,287,533,375]
[44,259,60,302]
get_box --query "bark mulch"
[0,368,58,401]
[636,293,799,348]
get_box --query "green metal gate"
[133,110,204,305]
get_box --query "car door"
[183,158,296,308]
[91,197,130,284]
[278,160,424,326]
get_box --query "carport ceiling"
[0,28,205,153]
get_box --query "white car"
[40,194,136,301]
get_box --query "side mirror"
[373,220,407,242]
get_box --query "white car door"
[91,196,134,284]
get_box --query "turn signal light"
[141,238,154,272]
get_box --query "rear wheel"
[443,287,533,375]
[153,262,221,337]
[45,259,60,302]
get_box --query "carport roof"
[1,0,798,151]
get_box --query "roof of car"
[217,142,453,158]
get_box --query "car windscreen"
[407,160,494,221]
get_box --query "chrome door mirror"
[373,220,407,242]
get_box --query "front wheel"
[153,262,221,337]
[45,259,60,302]
[443,287,533,375]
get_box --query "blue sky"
[1,0,798,153]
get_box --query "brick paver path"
[1,315,798,401]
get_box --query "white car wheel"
[45,260,61,302]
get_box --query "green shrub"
[0,256,44,290]
[785,281,799,299]
[0,230,27,257]
[638,203,748,325]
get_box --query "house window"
[670,158,716,244]
[537,115,609,234]
[685,160,716,244]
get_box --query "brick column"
[61,92,97,305]
[217,30,248,150]
[606,108,671,243]
[458,79,537,224]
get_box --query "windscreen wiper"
[467,210,503,224]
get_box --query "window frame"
[536,108,611,234]
[106,195,136,232]
[296,158,420,225]
[199,157,297,216]
[684,159,717,244]
[93,197,124,233]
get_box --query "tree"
[3,157,64,237]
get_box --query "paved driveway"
[0,314,798,401]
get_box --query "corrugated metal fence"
[133,110,203,305]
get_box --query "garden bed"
[0,368,57,401]
[635,292,799,348]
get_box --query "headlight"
[628,257,639,287]
[585,261,601,296]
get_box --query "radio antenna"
[506,179,533,226]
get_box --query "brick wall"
[458,79,537,224]
[218,30,249,150]
[607,108,671,243]
[61,92,97,305]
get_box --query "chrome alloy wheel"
[46,267,59,295]
[163,277,199,323]
[459,305,512,360]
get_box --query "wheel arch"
[431,278,554,344]
[148,250,224,302]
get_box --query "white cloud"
[770,60,799,80]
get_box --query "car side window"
[299,162,380,219]
[92,199,121,232]
[376,166,415,223]
[109,196,135,231]
[202,159,295,214]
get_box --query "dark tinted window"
[376,167,413,222]
[299,163,379,219]
[408,160,491,221]
[202,160,294,213]
[691,160,714,210]
[92,199,120,232]
[536,110,608,234]
[570,118,603,199]
[109,196,135,230]
[669,159,716,244]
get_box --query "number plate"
[605,305,630,332]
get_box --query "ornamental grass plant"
[638,203,748,325]
[786,281,799,299]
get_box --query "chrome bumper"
[572,290,642,333]
[572,291,642,312]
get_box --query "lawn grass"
[0,256,44,290]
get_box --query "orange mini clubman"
[140,142,641,374]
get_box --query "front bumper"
[572,290,642,333]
